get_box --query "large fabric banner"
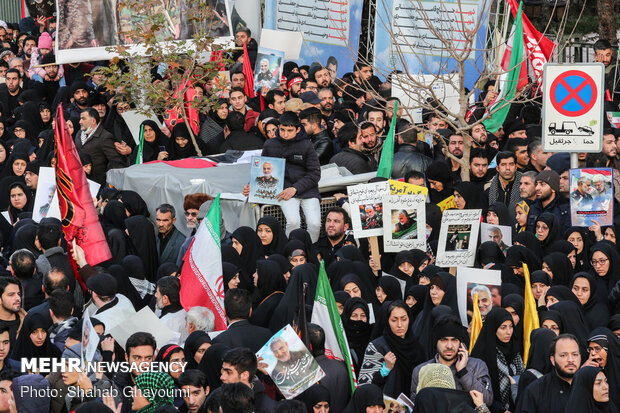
[374,0,490,90]
[264,0,363,77]
[55,0,260,64]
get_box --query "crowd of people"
[0,12,618,413]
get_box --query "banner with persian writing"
[374,0,490,90]
[264,0,363,77]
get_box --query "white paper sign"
[382,194,426,252]
[46,179,101,221]
[347,181,390,238]
[32,167,57,222]
[456,267,502,327]
[108,307,177,350]
[82,313,100,366]
[259,29,303,60]
[435,209,481,268]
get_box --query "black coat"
[262,128,321,199]
[220,130,264,152]
[211,319,273,353]
[74,124,128,184]
[515,371,571,413]
[310,130,334,165]
[329,147,376,175]
[391,144,433,179]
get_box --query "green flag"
[376,101,397,178]
[483,2,525,133]
[135,124,145,165]
[311,261,356,392]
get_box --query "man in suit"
[212,289,272,353]
[75,107,126,185]
[155,204,186,265]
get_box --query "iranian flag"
[180,194,227,331]
[311,261,356,393]
[507,0,556,90]
[483,2,526,133]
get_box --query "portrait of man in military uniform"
[255,161,278,187]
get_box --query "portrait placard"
[382,194,426,252]
[347,181,390,238]
[435,209,481,267]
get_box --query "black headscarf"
[476,241,505,266]
[20,102,46,142]
[565,226,592,272]
[136,120,169,163]
[454,181,488,210]
[256,215,287,256]
[548,239,577,256]
[549,301,590,352]
[338,273,375,305]
[269,263,318,333]
[184,331,211,370]
[525,328,556,373]
[412,273,460,358]
[328,259,376,305]
[267,253,293,276]
[253,259,286,304]
[589,242,620,304]
[609,315,620,332]
[587,327,620,408]
[157,262,178,280]
[388,250,418,288]
[381,300,424,397]
[342,297,372,373]
[10,313,61,359]
[406,284,428,322]
[343,383,384,413]
[570,272,610,330]
[198,343,229,391]
[503,293,524,353]
[7,181,33,225]
[335,245,366,263]
[11,222,40,257]
[503,245,542,287]
[531,270,551,286]
[288,228,319,265]
[543,252,574,287]
[470,307,519,406]
[545,285,580,306]
[486,202,511,225]
[102,200,128,231]
[513,231,545,259]
[230,226,264,289]
[378,275,403,302]
[413,388,476,413]
[125,215,159,282]
[168,123,197,160]
[120,190,150,218]
[565,366,616,413]
[298,384,330,412]
[535,212,563,253]
[222,262,240,292]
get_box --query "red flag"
[21,0,26,18]
[210,50,225,71]
[164,80,200,136]
[243,44,256,98]
[507,0,556,89]
[54,105,112,268]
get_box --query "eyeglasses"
[590,258,609,267]
[587,346,605,353]
[185,211,198,217]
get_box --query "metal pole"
[570,152,579,169]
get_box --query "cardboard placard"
[347,181,390,238]
[248,156,285,205]
[382,194,426,252]
[435,209,481,268]
[569,167,614,226]
[456,267,502,327]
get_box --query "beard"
[555,363,577,379]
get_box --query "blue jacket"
[262,128,321,199]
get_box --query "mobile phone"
[159,146,166,151]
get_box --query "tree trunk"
[598,0,616,41]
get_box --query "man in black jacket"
[220,111,264,152]
[299,107,333,165]
[259,112,322,242]
[179,370,209,413]
[212,289,272,353]
[329,122,376,175]
[232,27,257,69]
[391,128,432,179]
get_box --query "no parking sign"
[542,63,605,152]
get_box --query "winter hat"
[536,170,560,195]
[38,32,53,50]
